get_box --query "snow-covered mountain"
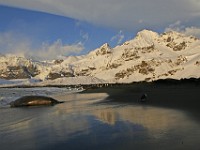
[0,54,40,79]
[1,29,200,85]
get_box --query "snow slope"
[64,30,200,83]
[0,30,200,86]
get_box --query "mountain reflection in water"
[0,86,200,150]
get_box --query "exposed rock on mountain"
[1,30,200,85]
[0,55,40,79]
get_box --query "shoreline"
[0,77,200,89]
[1,78,200,149]
[1,77,200,114]
[81,79,200,119]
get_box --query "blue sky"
[0,5,131,59]
[0,0,200,60]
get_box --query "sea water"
[0,86,200,150]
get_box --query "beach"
[0,83,200,150]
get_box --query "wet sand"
[0,83,200,150]
[83,82,200,113]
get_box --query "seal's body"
[10,95,62,107]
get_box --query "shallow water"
[0,86,200,150]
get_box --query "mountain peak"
[135,29,159,42]
[137,29,159,38]
[162,30,186,37]
[130,30,159,47]
[88,43,112,57]
[100,43,111,49]
[94,43,112,56]
[1,29,200,84]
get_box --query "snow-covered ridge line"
[0,29,200,86]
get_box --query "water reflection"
[0,90,200,150]
[94,109,118,125]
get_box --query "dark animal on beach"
[10,95,63,107]
[139,93,148,102]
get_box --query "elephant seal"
[10,95,63,107]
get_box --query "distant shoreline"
[1,77,200,89]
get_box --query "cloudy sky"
[0,0,200,60]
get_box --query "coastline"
[81,78,200,118]
[1,77,200,113]
[1,77,200,89]
[1,78,200,150]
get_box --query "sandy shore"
[82,81,200,119]
[1,81,200,150]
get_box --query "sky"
[0,0,200,60]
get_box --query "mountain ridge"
[0,29,200,85]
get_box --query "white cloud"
[0,31,84,60]
[165,21,200,38]
[31,40,84,60]
[0,0,200,30]
[0,31,30,57]
[111,30,125,45]
[80,31,89,42]
[165,21,184,32]
[183,27,200,38]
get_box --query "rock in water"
[10,95,63,107]
[140,93,148,102]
